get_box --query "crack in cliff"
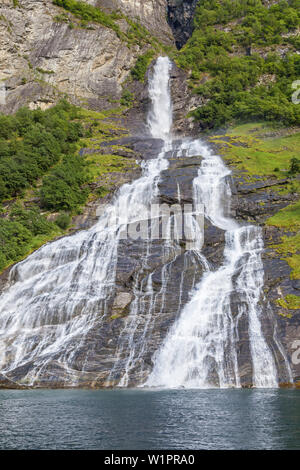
[167,0,199,49]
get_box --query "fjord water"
[0,389,299,449]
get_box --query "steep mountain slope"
[0,0,173,113]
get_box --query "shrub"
[121,89,134,107]
[289,157,300,175]
[55,212,72,229]
[40,155,89,211]
[10,204,56,236]
[0,100,84,202]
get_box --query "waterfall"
[146,141,278,388]
[109,57,175,386]
[0,57,172,386]
[0,56,283,388]
[147,57,173,140]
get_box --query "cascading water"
[0,57,172,386]
[110,60,281,389]
[108,57,175,386]
[0,56,287,388]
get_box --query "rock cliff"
[91,0,173,42]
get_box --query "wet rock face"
[167,0,199,49]
[0,139,223,389]
[0,0,172,113]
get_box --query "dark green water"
[0,389,299,449]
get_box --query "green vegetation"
[175,0,300,128]
[290,157,300,175]
[209,123,300,282]
[267,201,300,232]
[40,154,89,212]
[210,123,300,178]
[85,153,135,182]
[131,50,156,82]
[0,100,83,203]
[55,212,72,230]
[36,68,55,75]
[267,201,300,281]
[121,89,134,107]
[271,232,300,280]
[54,13,70,23]
[0,204,60,272]
[0,100,86,271]
[52,0,124,38]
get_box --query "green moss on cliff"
[210,123,300,281]
[52,0,166,51]
[270,231,300,280]
[267,201,300,232]
[86,153,136,182]
[52,0,124,38]
[210,123,300,178]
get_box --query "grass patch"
[86,153,135,181]
[270,231,300,280]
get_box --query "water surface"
[0,389,299,449]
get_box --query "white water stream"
[147,143,278,388]
[0,58,172,385]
